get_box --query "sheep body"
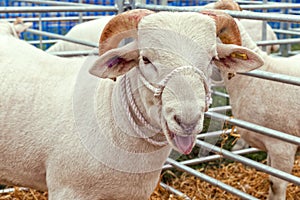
[0,11,263,200]
[239,19,279,54]
[46,16,113,52]
[225,19,300,200]
[0,25,169,200]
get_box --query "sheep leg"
[266,143,297,200]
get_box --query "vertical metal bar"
[116,0,124,13]
[279,0,290,57]
[38,13,42,49]
[79,0,83,23]
[261,0,267,52]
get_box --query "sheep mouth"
[166,124,196,155]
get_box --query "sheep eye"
[142,56,151,64]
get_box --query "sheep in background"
[0,18,32,38]
[204,1,279,54]
[208,1,300,199]
[46,16,113,52]
[240,18,279,54]
[0,10,263,200]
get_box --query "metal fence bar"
[196,140,300,186]
[5,16,105,22]
[15,0,95,7]
[274,29,300,36]
[166,158,259,200]
[163,147,259,170]
[238,70,300,87]
[256,38,300,46]
[240,3,300,10]
[26,28,98,48]
[159,182,191,200]
[211,90,229,98]
[49,50,98,57]
[0,187,28,194]
[205,111,300,146]
[0,6,118,13]
[207,105,232,112]
[197,128,235,139]
[135,4,300,23]
[28,39,58,45]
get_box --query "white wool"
[226,19,300,200]
[0,12,263,200]
[46,16,113,52]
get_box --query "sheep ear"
[14,22,32,35]
[214,43,264,73]
[89,41,139,79]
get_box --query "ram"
[0,9,262,200]
[211,1,300,200]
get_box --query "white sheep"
[239,18,279,54]
[0,10,263,200]
[229,20,299,200]
[0,18,32,38]
[46,16,113,52]
[204,1,279,54]
[209,2,300,199]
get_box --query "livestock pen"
[0,0,300,199]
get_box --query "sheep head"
[90,9,263,155]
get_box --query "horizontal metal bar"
[240,3,300,10]
[0,187,28,194]
[207,105,232,113]
[212,90,229,98]
[159,182,191,200]
[289,10,300,15]
[0,6,118,13]
[256,38,300,46]
[49,50,98,57]
[26,28,98,48]
[163,147,259,170]
[5,16,103,22]
[205,111,300,146]
[196,140,300,186]
[197,128,236,139]
[135,4,300,23]
[166,158,259,200]
[224,10,300,23]
[28,39,58,45]
[238,70,300,87]
[274,29,300,36]
[236,0,263,4]
[15,0,94,6]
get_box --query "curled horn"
[99,9,154,55]
[214,0,242,11]
[201,10,242,46]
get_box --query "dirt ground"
[1,157,300,200]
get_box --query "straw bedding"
[1,156,300,200]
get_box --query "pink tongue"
[173,135,194,155]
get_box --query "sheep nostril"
[174,115,182,126]
[173,115,197,134]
